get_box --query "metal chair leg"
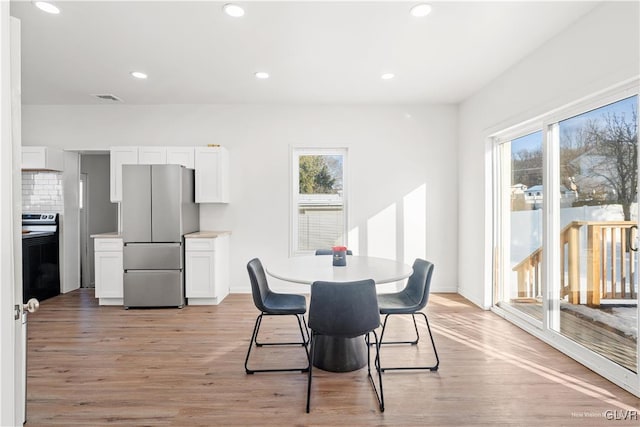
[307,332,383,413]
[245,313,310,374]
[378,313,420,345]
[378,312,439,372]
[301,316,310,344]
[306,332,316,413]
[255,313,309,347]
[366,331,384,412]
[244,314,262,374]
[421,312,439,370]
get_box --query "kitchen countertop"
[90,232,122,238]
[184,231,231,238]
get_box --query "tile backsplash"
[22,171,64,213]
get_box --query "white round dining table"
[266,255,413,285]
[265,255,413,373]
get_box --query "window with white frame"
[292,148,347,255]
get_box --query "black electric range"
[22,213,60,303]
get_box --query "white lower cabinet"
[185,234,230,305]
[94,237,123,305]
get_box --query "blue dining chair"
[244,258,310,374]
[306,279,384,413]
[376,258,439,371]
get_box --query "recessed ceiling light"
[223,3,245,18]
[381,73,395,80]
[254,72,269,79]
[34,1,60,14]
[130,71,148,79]
[410,3,432,17]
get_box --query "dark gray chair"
[244,258,309,374]
[306,279,384,413]
[377,258,439,372]
[314,248,353,255]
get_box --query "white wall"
[458,2,640,308]
[22,104,458,294]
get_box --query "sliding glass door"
[495,130,544,322]
[555,96,638,373]
[493,84,639,386]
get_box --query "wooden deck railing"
[586,221,637,306]
[512,220,638,307]
[512,247,542,300]
[560,221,586,304]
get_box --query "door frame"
[1,10,24,426]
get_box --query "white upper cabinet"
[109,146,139,202]
[139,146,194,168]
[194,147,229,203]
[138,146,167,165]
[167,147,195,169]
[21,147,64,171]
[110,146,226,203]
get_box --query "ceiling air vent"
[92,94,123,102]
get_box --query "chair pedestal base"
[312,336,367,372]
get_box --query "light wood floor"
[26,289,640,426]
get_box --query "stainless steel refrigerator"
[121,164,199,308]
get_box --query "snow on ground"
[561,302,638,340]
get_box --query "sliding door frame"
[491,78,640,397]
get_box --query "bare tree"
[560,126,591,189]
[582,106,638,220]
[512,148,543,187]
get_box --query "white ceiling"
[10,1,600,105]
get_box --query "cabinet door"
[110,147,139,202]
[167,147,195,169]
[21,147,64,171]
[22,237,60,303]
[95,251,123,298]
[194,147,229,203]
[138,146,167,165]
[185,250,215,298]
[21,147,46,169]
